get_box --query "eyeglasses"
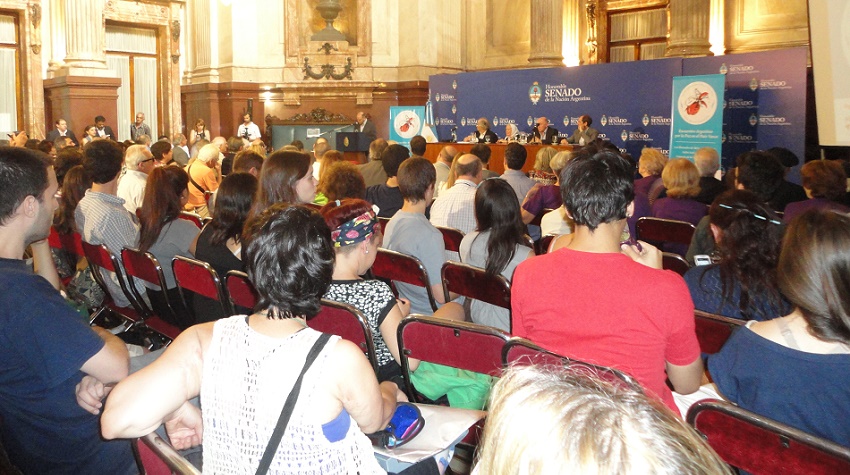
[718,203,782,225]
[536,123,544,126]
[140,158,155,164]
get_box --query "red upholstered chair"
[396,315,510,403]
[225,270,257,311]
[120,248,183,340]
[687,399,850,475]
[308,300,378,373]
[435,226,465,253]
[203,190,214,207]
[694,310,744,355]
[133,433,200,475]
[501,337,643,392]
[80,241,146,327]
[662,252,691,276]
[377,216,391,230]
[441,261,511,311]
[177,211,203,229]
[536,234,556,255]
[371,248,439,312]
[49,228,85,259]
[635,217,697,251]
[171,256,233,319]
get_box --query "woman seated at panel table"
[464,117,499,144]
[707,209,850,447]
[101,205,425,474]
[497,123,520,143]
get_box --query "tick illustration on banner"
[399,116,415,133]
[686,89,710,115]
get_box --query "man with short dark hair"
[512,150,703,415]
[232,150,264,176]
[365,144,410,218]
[236,113,261,141]
[501,143,535,202]
[358,138,389,187]
[409,135,426,158]
[383,157,453,315]
[469,143,499,179]
[94,115,116,141]
[76,140,141,307]
[565,114,598,146]
[430,153,483,234]
[0,147,136,473]
[46,118,78,145]
[150,140,174,166]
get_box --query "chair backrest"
[225,270,258,311]
[501,337,643,391]
[133,433,201,475]
[397,315,510,402]
[662,252,690,276]
[203,190,213,207]
[309,300,378,373]
[537,234,556,255]
[172,256,233,317]
[51,229,85,259]
[635,217,696,247]
[81,240,149,321]
[372,248,438,312]
[694,310,744,354]
[687,399,850,475]
[441,261,511,310]
[377,216,391,230]
[178,211,203,228]
[435,226,465,253]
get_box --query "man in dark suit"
[530,117,559,144]
[355,112,378,142]
[45,119,78,146]
[565,115,599,146]
[94,116,116,141]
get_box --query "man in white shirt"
[117,145,155,215]
[430,153,482,235]
[46,119,78,146]
[236,113,261,142]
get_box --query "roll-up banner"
[669,74,726,160]
[389,106,426,148]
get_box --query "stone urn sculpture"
[312,0,346,41]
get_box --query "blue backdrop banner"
[389,106,426,148]
[670,74,726,160]
[430,75,459,142]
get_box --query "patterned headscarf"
[330,202,379,248]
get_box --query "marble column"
[62,0,109,71]
[528,0,564,67]
[666,0,713,57]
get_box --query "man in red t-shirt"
[511,150,702,414]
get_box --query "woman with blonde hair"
[529,146,558,186]
[635,147,668,205]
[189,118,210,146]
[475,365,731,475]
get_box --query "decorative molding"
[302,42,354,80]
[266,108,354,125]
[30,3,41,28]
[171,20,180,42]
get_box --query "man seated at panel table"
[565,114,599,146]
[529,117,560,145]
[512,150,703,416]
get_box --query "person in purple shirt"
[783,160,850,223]
[634,148,668,205]
[652,159,708,255]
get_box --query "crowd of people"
[1,115,849,474]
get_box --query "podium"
[337,132,370,163]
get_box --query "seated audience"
[684,190,790,321]
[433,145,457,197]
[320,199,418,385]
[783,159,850,222]
[512,150,702,415]
[117,144,155,215]
[81,124,97,145]
[0,147,136,474]
[314,149,345,205]
[193,172,258,321]
[765,146,808,211]
[458,179,534,332]
[150,140,175,167]
[634,147,667,205]
[693,147,725,205]
[365,143,410,218]
[469,144,499,179]
[475,366,731,475]
[528,146,557,186]
[248,150,317,224]
[708,209,850,447]
[102,205,409,474]
[409,135,427,158]
[383,157,454,315]
[500,143,535,203]
[521,150,571,241]
[53,146,83,187]
[652,158,708,256]
[138,166,200,329]
[318,160,366,203]
[359,138,389,187]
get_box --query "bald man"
[530,117,560,145]
[430,153,483,235]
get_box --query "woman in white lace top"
[101,204,405,474]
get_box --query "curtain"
[609,45,635,63]
[105,25,156,54]
[0,15,15,44]
[134,57,158,139]
[107,55,131,141]
[0,49,16,134]
[610,9,667,42]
